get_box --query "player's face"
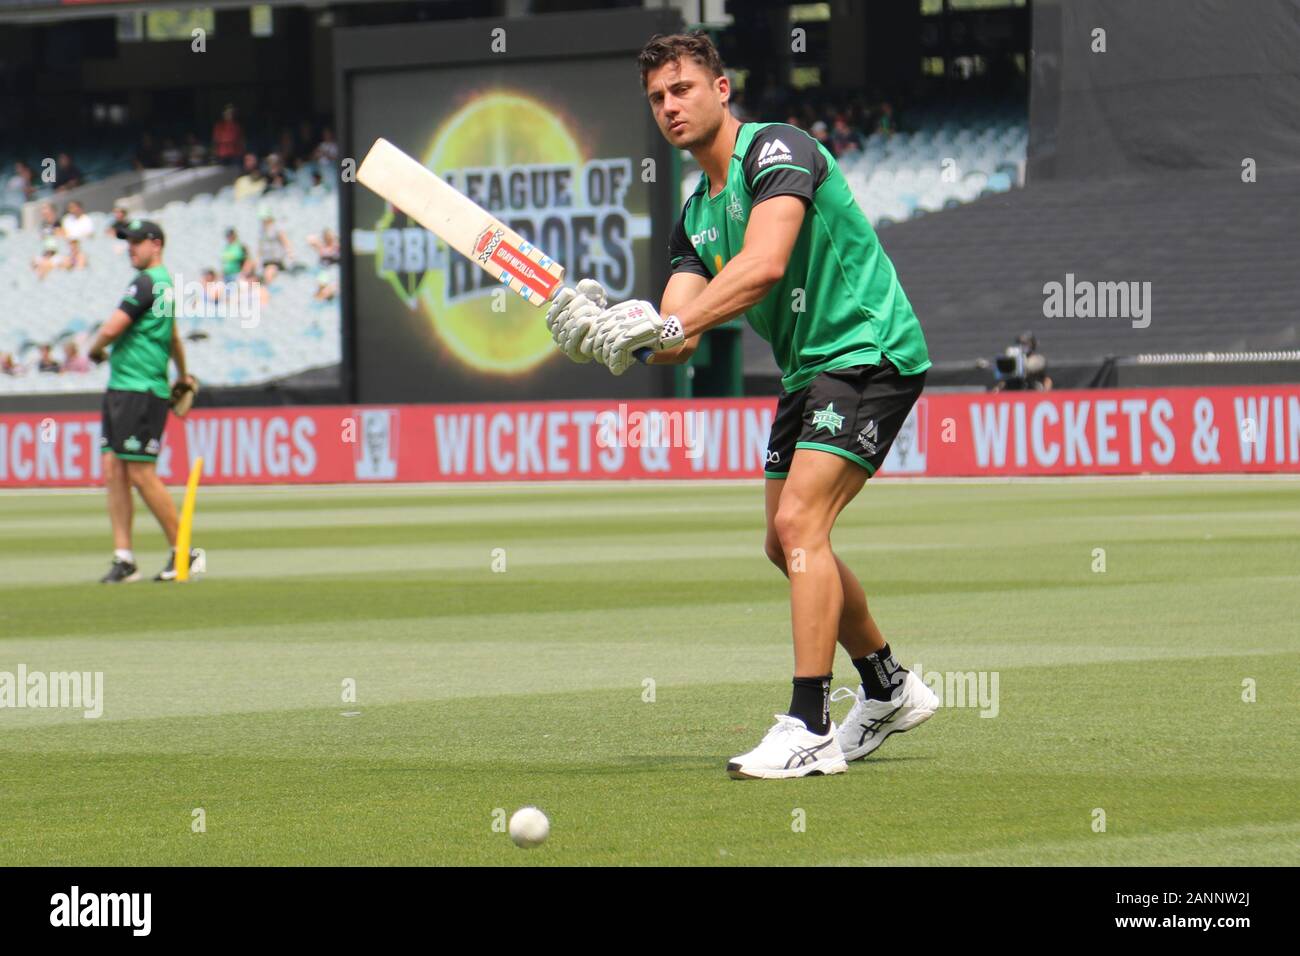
[645,58,727,150]
[128,239,160,268]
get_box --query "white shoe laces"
[763,714,807,741]
[829,687,859,706]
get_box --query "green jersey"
[221,240,247,278]
[108,265,174,399]
[669,122,930,391]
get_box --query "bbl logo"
[366,91,651,375]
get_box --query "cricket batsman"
[547,32,939,778]
[88,218,202,583]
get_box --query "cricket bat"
[357,137,565,306]
[355,138,654,362]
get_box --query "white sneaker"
[727,714,849,780]
[831,671,939,761]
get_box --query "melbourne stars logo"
[811,403,844,436]
[360,90,652,375]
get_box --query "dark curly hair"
[637,31,726,90]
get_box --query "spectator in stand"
[0,352,20,376]
[200,268,225,317]
[830,115,861,158]
[65,237,88,271]
[221,227,254,281]
[38,202,62,239]
[307,228,340,266]
[54,153,83,192]
[257,208,293,284]
[809,120,831,149]
[877,101,895,137]
[37,344,61,373]
[32,237,64,279]
[105,205,129,237]
[314,268,338,303]
[276,128,299,168]
[6,161,35,202]
[185,133,209,167]
[62,200,94,242]
[212,104,245,166]
[233,153,266,200]
[105,205,129,254]
[159,138,183,167]
[313,127,339,165]
[306,168,327,198]
[62,341,91,374]
[134,132,161,169]
[263,153,290,191]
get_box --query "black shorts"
[101,388,169,461]
[765,358,926,478]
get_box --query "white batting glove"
[590,300,684,375]
[545,279,608,363]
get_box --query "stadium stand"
[684,107,1028,228]
[0,163,341,394]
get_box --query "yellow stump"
[176,456,204,583]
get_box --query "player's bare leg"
[773,449,868,676]
[126,461,179,548]
[766,449,938,762]
[104,453,134,551]
[100,453,141,583]
[764,480,885,657]
[728,449,862,778]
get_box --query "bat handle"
[634,348,654,364]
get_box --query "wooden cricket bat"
[356,137,565,306]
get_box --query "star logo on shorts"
[811,403,845,436]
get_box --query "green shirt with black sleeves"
[668,122,930,392]
[108,265,174,400]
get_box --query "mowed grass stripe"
[1,654,1294,865]
[1,479,1296,865]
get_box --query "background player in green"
[547,32,940,778]
[88,219,200,583]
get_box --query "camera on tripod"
[990,332,1052,391]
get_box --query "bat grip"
[634,348,654,364]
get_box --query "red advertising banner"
[1,386,1298,487]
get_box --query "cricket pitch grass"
[2,478,1297,866]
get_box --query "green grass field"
[1,478,1297,866]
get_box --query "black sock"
[789,676,832,735]
[853,644,908,701]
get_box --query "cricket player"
[88,218,201,583]
[547,33,939,778]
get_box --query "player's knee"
[772,498,812,551]
[125,462,154,488]
[763,535,787,572]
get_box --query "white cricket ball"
[508,806,550,848]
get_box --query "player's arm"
[170,321,189,381]
[646,271,707,364]
[88,310,132,364]
[671,126,822,341]
[648,210,711,365]
[89,273,156,363]
[671,196,806,341]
